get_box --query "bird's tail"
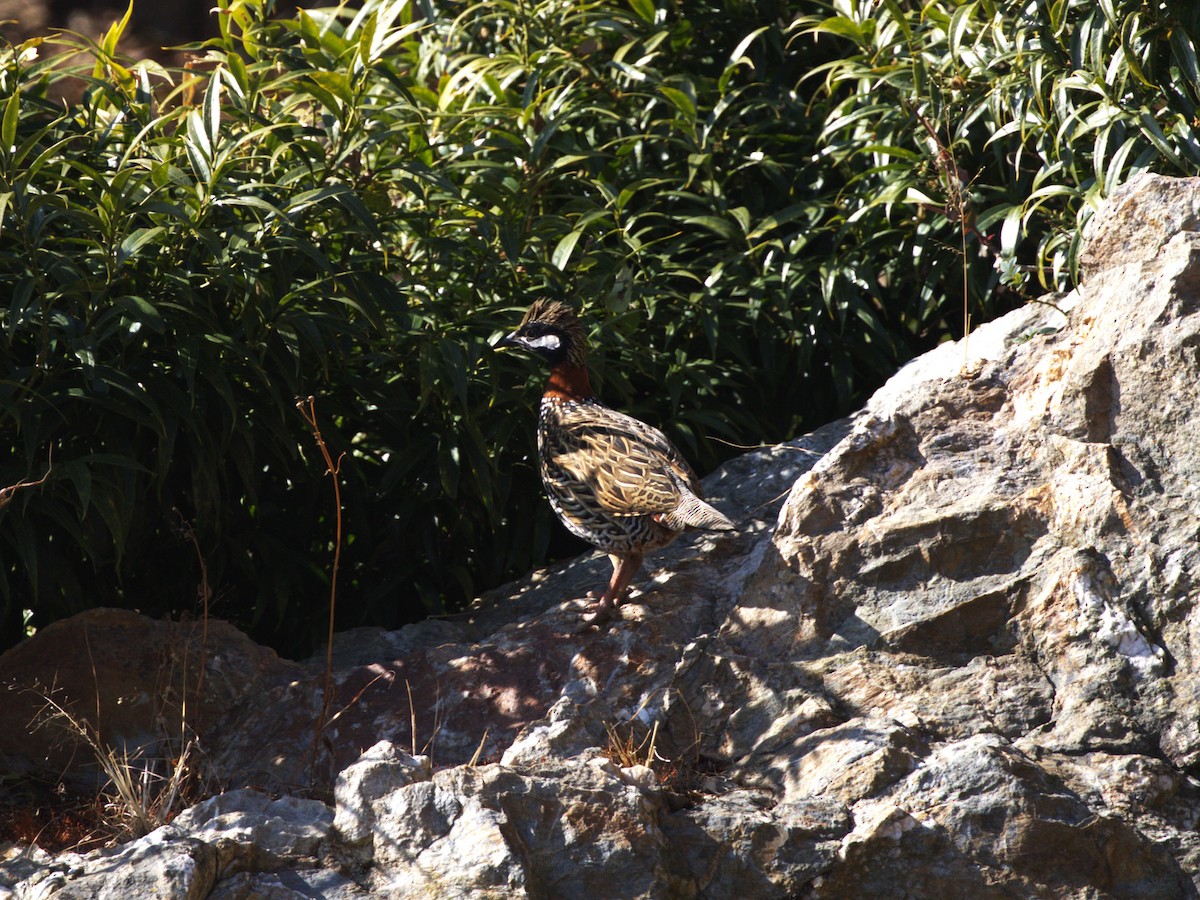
[668,470,736,531]
[678,495,736,531]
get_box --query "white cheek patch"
[527,333,561,352]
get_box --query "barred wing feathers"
[543,402,732,530]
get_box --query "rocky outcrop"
[6,172,1200,897]
[0,608,300,784]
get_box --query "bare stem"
[902,97,978,366]
[0,445,53,513]
[296,396,346,778]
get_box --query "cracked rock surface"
[6,172,1200,897]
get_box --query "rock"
[333,741,431,845]
[2,788,340,900]
[1080,171,1200,279]
[300,620,468,675]
[206,868,369,900]
[0,608,300,785]
[11,171,1200,896]
[812,800,1006,899]
[364,759,669,899]
[881,735,1193,897]
[740,716,923,806]
[12,836,218,900]
[661,791,846,896]
[170,789,334,867]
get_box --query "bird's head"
[497,299,587,368]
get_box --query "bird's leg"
[607,552,643,607]
[582,552,643,628]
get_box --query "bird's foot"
[575,592,621,633]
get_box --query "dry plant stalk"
[902,97,985,369]
[600,687,713,793]
[407,679,418,757]
[297,396,346,778]
[403,677,445,762]
[467,727,490,767]
[0,447,52,512]
[602,719,665,771]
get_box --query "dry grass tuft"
[31,692,210,843]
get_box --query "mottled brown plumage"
[499,300,734,626]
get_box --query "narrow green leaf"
[1104,134,1142,195]
[186,108,211,164]
[813,17,866,42]
[100,0,135,57]
[355,6,378,53]
[948,3,976,63]
[118,226,166,263]
[204,69,222,148]
[117,296,165,333]
[627,0,655,25]
[720,26,769,90]
[879,0,912,40]
[1118,15,1153,88]
[224,54,249,100]
[63,460,92,514]
[2,93,19,154]
[659,86,696,121]
[1000,206,1022,256]
[1171,28,1200,93]
[1137,111,1184,170]
[216,195,284,216]
[552,230,582,270]
[682,215,739,241]
[307,71,353,109]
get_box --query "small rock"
[333,741,431,845]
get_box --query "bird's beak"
[495,331,523,352]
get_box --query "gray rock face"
[7,171,1200,897]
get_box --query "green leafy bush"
[797,0,1200,302]
[3,0,1197,655]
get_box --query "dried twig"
[325,670,391,731]
[296,397,346,777]
[468,727,490,767]
[900,97,989,367]
[406,679,418,758]
[0,446,53,512]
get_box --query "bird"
[498,299,735,627]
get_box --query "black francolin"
[499,299,735,626]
